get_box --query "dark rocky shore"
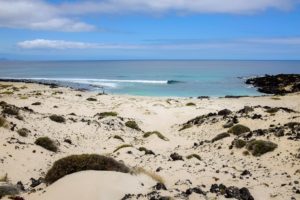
[246,74,300,95]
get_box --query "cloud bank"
[17,37,300,50]
[0,0,298,32]
[0,0,95,32]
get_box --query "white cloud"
[60,0,298,14]
[17,37,300,51]
[243,37,300,45]
[17,39,144,49]
[0,0,299,32]
[0,0,95,32]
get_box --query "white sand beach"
[0,82,299,200]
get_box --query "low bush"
[86,97,97,101]
[143,131,169,141]
[2,106,19,116]
[35,137,58,152]
[246,140,277,156]
[232,139,246,148]
[211,132,230,143]
[186,154,201,161]
[266,108,279,114]
[125,121,141,131]
[228,124,250,136]
[138,147,155,155]
[17,128,30,137]
[113,144,133,153]
[96,112,118,119]
[45,154,131,184]
[0,116,8,128]
[186,102,196,106]
[179,124,192,131]
[113,135,124,142]
[49,115,65,123]
[32,102,41,106]
[0,184,19,197]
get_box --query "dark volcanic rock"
[246,74,300,95]
[170,153,183,161]
[210,184,254,200]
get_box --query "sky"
[0,0,300,60]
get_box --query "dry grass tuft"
[113,144,133,153]
[143,131,169,141]
[133,167,165,184]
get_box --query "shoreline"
[0,81,299,200]
[0,78,268,99]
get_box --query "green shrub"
[86,97,97,101]
[186,102,196,106]
[138,147,155,155]
[49,115,65,123]
[143,131,169,141]
[32,102,41,106]
[113,144,133,153]
[0,184,19,197]
[233,139,246,148]
[228,124,250,135]
[266,108,279,114]
[125,121,141,131]
[246,140,278,156]
[0,91,14,95]
[179,124,192,131]
[0,116,8,128]
[113,135,124,142]
[45,154,130,184]
[17,128,30,137]
[186,154,201,161]
[2,106,19,115]
[96,112,118,119]
[211,132,230,142]
[35,137,58,152]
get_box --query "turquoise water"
[0,60,299,97]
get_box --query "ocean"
[0,60,299,97]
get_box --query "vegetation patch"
[45,154,131,184]
[0,84,13,90]
[211,132,230,143]
[228,124,250,136]
[186,154,201,161]
[95,112,118,119]
[49,115,65,123]
[138,147,155,155]
[113,144,133,153]
[32,102,41,106]
[125,121,141,131]
[35,137,58,152]
[86,97,97,101]
[246,140,278,156]
[0,116,8,128]
[0,184,19,197]
[0,174,8,182]
[179,124,192,131]
[133,167,164,184]
[186,102,196,106]
[113,135,124,142]
[143,131,169,141]
[0,91,14,95]
[265,108,279,114]
[232,139,246,148]
[2,106,19,116]
[17,128,30,137]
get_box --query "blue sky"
[0,0,300,60]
